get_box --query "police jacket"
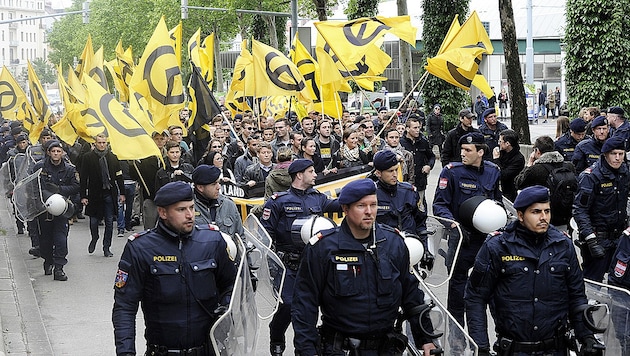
[375,180,424,235]
[611,120,630,151]
[400,134,435,190]
[573,158,630,242]
[292,221,429,356]
[32,157,79,199]
[432,161,502,223]
[194,191,244,238]
[572,137,604,173]
[260,186,341,253]
[554,132,581,162]
[465,221,591,349]
[609,229,630,288]
[441,124,479,166]
[112,221,236,355]
[479,121,508,160]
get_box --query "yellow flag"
[188,28,202,73]
[83,76,162,160]
[130,16,185,133]
[67,65,102,140]
[75,34,93,79]
[27,61,53,141]
[169,21,183,69]
[226,40,254,116]
[251,39,311,103]
[87,46,109,91]
[105,59,128,102]
[472,72,494,99]
[115,40,135,89]
[128,88,157,136]
[425,52,480,91]
[0,66,38,140]
[51,64,79,144]
[314,16,416,67]
[201,33,215,88]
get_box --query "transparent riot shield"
[210,236,259,355]
[11,153,30,184]
[583,279,629,355]
[421,215,465,288]
[243,214,285,319]
[502,196,518,224]
[13,169,47,221]
[0,162,11,196]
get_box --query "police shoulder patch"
[114,269,129,288]
[128,229,150,241]
[270,191,288,200]
[262,208,271,220]
[309,228,336,245]
[584,167,592,174]
[439,177,448,189]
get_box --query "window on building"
[21,48,23,60]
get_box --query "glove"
[585,233,606,258]
[44,182,60,194]
[420,250,435,271]
[580,335,605,355]
[213,305,229,317]
[477,349,491,356]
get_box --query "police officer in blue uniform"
[260,158,341,356]
[573,135,630,282]
[607,106,630,151]
[112,181,236,356]
[292,179,437,356]
[432,132,501,329]
[478,108,508,160]
[555,118,587,162]
[607,227,630,353]
[572,116,609,173]
[32,140,79,281]
[465,185,604,356]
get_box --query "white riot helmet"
[403,234,425,266]
[45,194,68,216]
[460,196,508,234]
[221,232,237,260]
[297,215,337,244]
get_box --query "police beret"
[288,158,314,175]
[602,135,626,153]
[154,181,194,207]
[9,121,22,129]
[192,164,221,185]
[338,178,376,205]
[591,116,608,128]
[0,126,9,133]
[458,132,485,146]
[45,139,62,151]
[482,108,496,118]
[15,134,28,143]
[10,127,22,136]
[39,128,52,138]
[459,109,474,118]
[373,150,398,171]
[378,106,388,112]
[569,118,587,133]
[513,185,550,210]
[608,106,625,117]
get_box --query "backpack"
[544,163,578,225]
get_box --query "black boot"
[53,266,68,281]
[104,248,114,257]
[43,263,53,275]
[88,238,97,253]
[270,342,285,356]
[29,246,41,257]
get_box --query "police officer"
[112,181,236,356]
[573,135,630,282]
[555,118,587,162]
[607,226,630,353]
[292,179,437,356]
[432,132,501,329]
[260,158,341,356]
[478,108,508,160]
[607,106,630,150]
[192,164,244,237]
[32,140,79,281]
[572,116,609,173]
[465,185,604,356]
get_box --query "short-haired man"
[271,118,291,154]
[492,129,525,202]
[234,135,260,184]
[572,116,609,172]
[607,106,630,151]
[243,141,274,187]
[478,108,508,160]
[314,119,340,169]
[300,117,316,139]
[441,109,479,166]
[555,118,587,162]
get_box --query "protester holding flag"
[155,140,194,192]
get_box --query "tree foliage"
[421,0,469,131]
[565,0,630,113]
[345,0,379,19]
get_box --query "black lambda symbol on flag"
[143,45,185,105]
[264,52,306,92]
[342,18,391,47]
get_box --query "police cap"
[0,126,9,133]
[45,139,62,151]
[602,135,626,153]
[154,181,194,207]
[15,134,28,143]
[608,106,625,117]
[513,185,550,211]
[591,116,608,128]
[338,178,376,205]
[10,127,22,136]
[482,108,496,119]
[192,164,221,185]
[378,106,388,113]
[9,121,22,129]
[458,132,485,146]
[569,118,587,133]
[39,128,52,139]
[288,158,314,175]
[459,109,475,119]
[373,150,398,171]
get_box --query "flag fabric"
[250,39,311,103]
[89,46,109,91]
[201,33,215,88]
[26,61,53,142]
[225,40,254,115]
[67,65,103,140]
[104,58,127,102]
[0,66,38,140]
[130,16,185,134]
[188,28,202,73]
[51,64,79,144]
[115,40,135,90]
[75,34,93,79]
[82,76,162,160]
[187,64,221,132]
[169,21,183,69]
[314,16,416,67]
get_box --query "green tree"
[421,0,469,130]
[565,0,630,113]
[32,58,56,85]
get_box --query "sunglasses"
[212,145,222,149]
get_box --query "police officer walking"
[465,186,604,356]
[112,181,236,356]
[292,179,437,356]
[260,158,341,356]
[573,135,630,282]
[432,132,501,330]
[572,116,609,173]
[32,140,79,281]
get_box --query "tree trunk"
[213,25,224,92]
[499,0,530,144]
[397,0,414,100]
[313,0,327,21]
[263,15,278,49]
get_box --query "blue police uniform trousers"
[38,214,69,267]
[582,245,617,282]
[270,268,297,344]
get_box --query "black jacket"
[441,124,479,166]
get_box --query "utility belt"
[146,343,209,356]
[319,326,407,353]
[276,250,301,271]
[494,335,566,355]
[594,229,622,241]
